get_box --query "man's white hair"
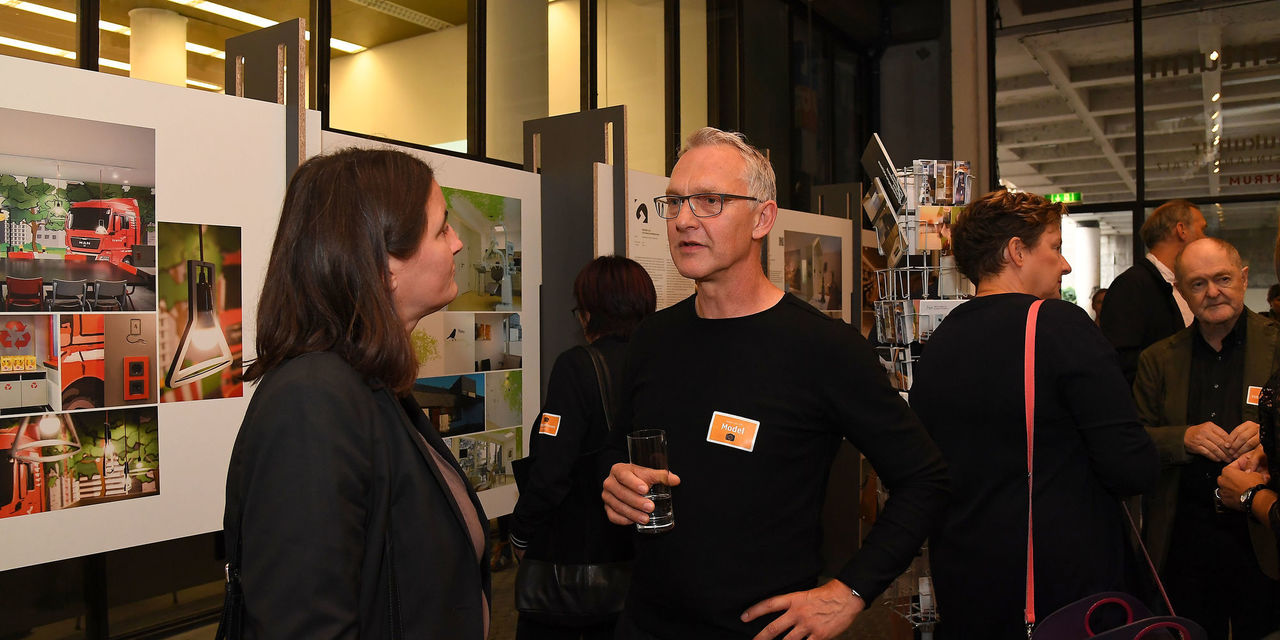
[680,127,777,204]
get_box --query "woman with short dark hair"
[509,255,655,640]
[223,147,489,639]
[911,189,1158,638]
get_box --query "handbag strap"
[1022,301,1178,639]
[582,344,615,434]
[1024,299,1044,636]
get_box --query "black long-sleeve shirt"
[604,294,950,639]
[911,295,1158,639]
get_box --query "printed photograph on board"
[442,187,522,312]
[0,108,158,314]
[474,312,522,371]
[0,314,58,416]
[484,370,522,430]
[412,373,485,437]
[59,313,160,412]
[157,223,243,403]
[0,406,158,520]
[451,426,522,492]
[783,231,843,317]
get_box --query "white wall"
[549,0,581,116]
[599,0,665,175]
[329,25,468,148]
[488,0,549,163]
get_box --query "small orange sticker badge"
[539,413,562,436]
[1247,386,1263,406]
[705,411,760,452]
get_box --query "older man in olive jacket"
[1133,238,1280,639]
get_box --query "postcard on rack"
[953,161,970,205]
[914,160,935,207]
[861,133,907,213]
[935,161,953,205]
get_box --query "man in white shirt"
[1099,199,1207,384]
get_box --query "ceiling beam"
[1020,41,1137,194]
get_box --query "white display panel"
[321,131,542,519]
[0,54,290,571]
[597,165,696,310]
[766,209,856,324]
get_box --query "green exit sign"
[1047,192,1082,203]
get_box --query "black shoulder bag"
[513,344,632,627]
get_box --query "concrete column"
[129,8,188,87]
[1074,220,1102,313]
[950,0,989,192]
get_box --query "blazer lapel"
[1167,332,1192,425]
[386,389,488,544]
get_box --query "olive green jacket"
[1133,309,1280,579]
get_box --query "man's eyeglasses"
[653,193,759,219]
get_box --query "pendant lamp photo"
[165,226,233,388]
[12,413,81,463]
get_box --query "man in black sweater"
[600,127,949,639]
[1099,199,1205,384]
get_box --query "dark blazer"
[1100,257,1185,385]
[224,352,491,639]
[1133,310,1280,579]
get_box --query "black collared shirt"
[1181,317,1248,518]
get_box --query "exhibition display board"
[766,208,855,324]
[0,54,296,571]
[322,131,542,520]
[0,56,540,572]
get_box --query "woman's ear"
[1004,236,1026,268]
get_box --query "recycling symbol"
[0,320,32,349]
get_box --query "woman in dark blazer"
[222,148,489,639]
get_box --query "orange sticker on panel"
[1247,386,1263,406]
[706,411,760,452]
[539,413,562,436]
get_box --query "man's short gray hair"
[680,127,777,203]
[1140,199,1200,247]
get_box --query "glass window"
[679,0,708,146]
[0,1,80,70]
[329,0,469,152]
[486,0,549,163]
[547,0,581,118]
[1142,3,1280,201]
[994,10,1136,206]
[1061,211,1134,309]
[102,1,312,93]
[598,0,665,176]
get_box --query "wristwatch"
[1241,483,1271,515]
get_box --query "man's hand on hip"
[601,463,681,526]
[742,578,864,640]
[1184,421,1233,462]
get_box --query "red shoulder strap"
[1024,299,1044,633]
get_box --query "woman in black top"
[223,148,490,639]
[911,189,1159,638]
[509,256,655,640]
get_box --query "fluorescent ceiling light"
[187,78,221,90]
[168,0,274,28]
[170,0,366,52]
[1211,92,1221,102]
[0,34,75,59]
[1211,123,1219,132]
[1209,50,1219,61]
[99,57,130,71]
[1212,110,1219,119]
[5,1,228,58]
[1213,167,1220,173]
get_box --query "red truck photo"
[64,198,142,266]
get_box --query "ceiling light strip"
[343,0,453,31]
[5,1,231,59]
[167,0,366,51]
[0,34,75,58]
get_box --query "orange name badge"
[706,411,760,452]
[539,413,562,436]
[1247,386,1263,406]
